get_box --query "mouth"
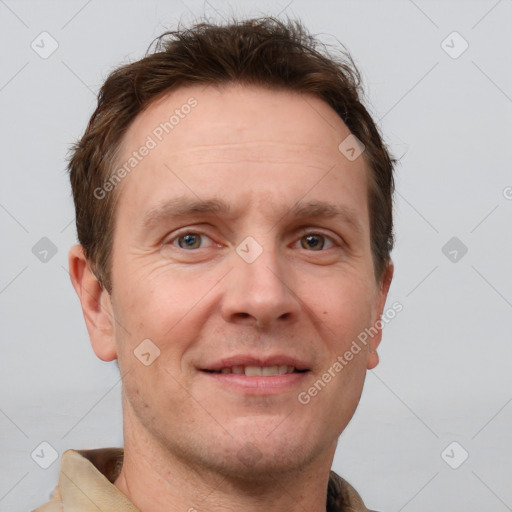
[202,365,308,376]
[199,357,311,395]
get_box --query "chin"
[195,429,327,482]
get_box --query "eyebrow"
[141,197,232,231]
[289,201,363,235]
[140,196,363,235]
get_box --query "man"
[35,17,395,512]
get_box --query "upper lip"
[200,355,310,372]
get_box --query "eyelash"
[167,229,338,251]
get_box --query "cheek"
[113,265,188,332]
[111,267,218,377]
[310,273,375,337]
[316,279,374,404]
[332,297,373,343]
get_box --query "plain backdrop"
[1,1,511,511]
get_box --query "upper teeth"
[217,365,296,376]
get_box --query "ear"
[367,260,394,370]
[68,245,118,362]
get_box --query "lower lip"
[200,371,309,395]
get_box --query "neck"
[114,403,336,512]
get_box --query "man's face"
[98,84,392,477]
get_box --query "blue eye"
[176,233,203,249]
[170,231,335,252]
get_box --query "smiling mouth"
[202,366,309,376]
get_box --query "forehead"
[114,83,369,228]
[121,83,363,165]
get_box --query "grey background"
[1,0,511,511]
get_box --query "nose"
[220,238,300,329]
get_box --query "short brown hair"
[69,17,395,292]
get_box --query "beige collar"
[34,448,138,512]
